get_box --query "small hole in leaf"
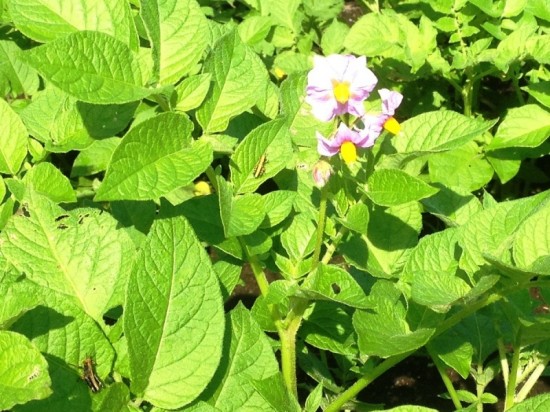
[21,204,30,217]
[57,223,68,230]
[55,214,69,222]
[331,283,341,294]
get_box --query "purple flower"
[306,55,378,122]
[317,123,375,164]
[359,89,403,141]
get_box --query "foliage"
[0,0,549,411]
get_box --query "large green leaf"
[353,281,434,357]
[196,304,280,411]
[459,191,550,269]
[95,113,212,201]
[23,162,76,203]
[124,212,224,409]
[19,87,137,152]
[8,0,138,47]
[217,175,265,238]
[196,30,268,133]
[0,331,51,410]
[10,281,115,411]
[346,11,402,58]
[22,31,151,104]
[366,169,438,206]
[508,393,550,411]
[394,110,496,154]
[0,97,28,175]
[513,203,550,272]
[403,229,471,313]
[487,104,550,151]
[0,191,135,320]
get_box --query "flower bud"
[312,160,333,188]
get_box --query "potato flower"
[359,89,403,141]
[317,123,375,165]
[306,55,378,122]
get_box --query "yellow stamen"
[340,141,357,164]
[332,81,351,104]
[383,117,401,135]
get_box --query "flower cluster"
[306,54,403,186]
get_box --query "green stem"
[516,359,549,402]
[311,185,329,271]
[511,68,525,106]
[325,352,413,412]
[476,363,484,412]
[497,338,510,386]
[428,346,462,410]
[152,94,171,112]
[504,331,522,410]
[321,226,349,265]
[278,312,303,399]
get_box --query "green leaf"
[196,30,268,133]
[23,162,76,203]
[345,11,402,58]
[459,191,550,268]
[321,19,349,55]
[213,259,242,302]
[196,304,280,411]
[138,0,161,79]
[264,0,300,30]
[230,118,293,194]
[0,330,51,410]
[353,281,434,357]
[8,0,138,46]
[300,264,372,309]
[428,142,494,191]
[523,81,550,109]
[174,73,212,112]
[366,169,439,207]
[260,190,296,228]
[0,40,39,96]
[487,104,550,151]
[19,87,137,152]
[421,185,482,226]
[394,110,496,154]
[0,192,135,320]
[513,204,550,271]
[280,213,316,262]
[91,382,132,412]
[217,175,265,238]
[156,0,209,84]
[338,202,369,234]
[95,113,212,201]
[110,200,156,247]
[125,212,224,409]
[304,383,323,412]
[71,137,121,177]
[301,301,356,355]
[508,392,550,411]
[403,229,471,313]
[251,373,301,412]
[10,283,115,411]
[22,31,152,104]
[0,97,28,175]
[341,202,422,278]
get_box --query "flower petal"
[379,89,403,116]
[316,132,340,157]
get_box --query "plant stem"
[325,352,413,412]
[278,301,309,399]
[498,338,510,386]
[311,185,328,271]
[516,359,549,402]
[504,331,522,410]
[476,363,484,412]
[428,346,463,410]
